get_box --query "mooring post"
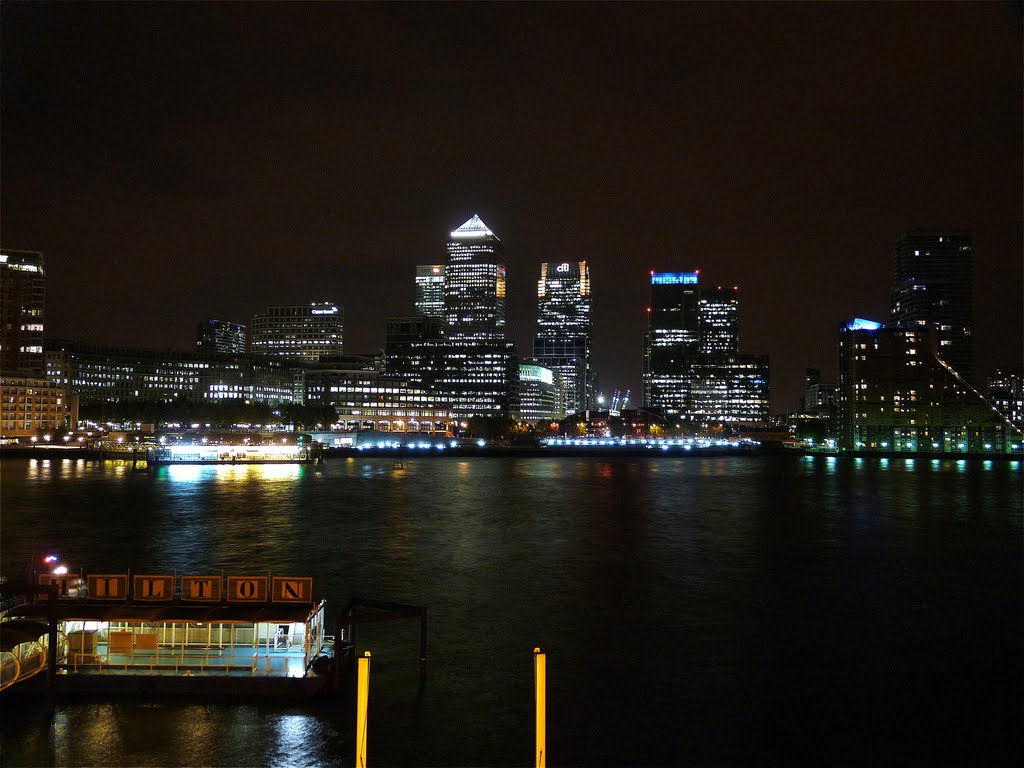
[534,647,546,768]
[356,651,371,767]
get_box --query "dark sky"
[3,2,1021,410]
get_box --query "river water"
[1,455,1021,767]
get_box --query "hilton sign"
[80,573,314,604]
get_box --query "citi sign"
[556,263,571,273]
[83,573,314,604]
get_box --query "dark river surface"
[1,455,1021,767]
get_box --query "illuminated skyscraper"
[0,249,46,376]
[444,215,506,341]
[643,272,768,425]
[643,271,700,415]
[250,302,344,362]
[698,286,739,355]
[533,260,593,414]
[415,265,445,319]
[890,231,974,382]
[440,215,515,416]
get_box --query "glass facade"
[196,319,247,355]
[644,273,769,425]
[516,363,563,422]
[643,271,701,414]
[698,287,739,355]
[533,261,593,415]
[441,216,515,416]
[415,265,446,319]
[444,215,506,342]
[250,303,344,363]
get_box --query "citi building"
[533,260,593,415]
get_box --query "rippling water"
[2,455,1021,766]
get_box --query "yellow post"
[356,651,371,767]
[534,647,546,768]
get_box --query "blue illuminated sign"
[844,318,883,331]
[651,272,698,285]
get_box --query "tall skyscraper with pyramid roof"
[438,215,517,417]
[444,214,506,341]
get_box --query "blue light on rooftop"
[651,272,698,285]
[845,318,883,331]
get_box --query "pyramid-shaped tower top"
[450,214,498,239]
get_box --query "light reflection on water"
[1,455,1021,767]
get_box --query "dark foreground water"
[1,455,1021,767]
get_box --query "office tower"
[0,249,46,376]
[250,302,344,362]
[890,231,974,382]
[533,261,593,415]
[440,215,516,417]
[444,215,506,341]
[837,319,1020,453]
[698,286,739,355]
[688,354,770,424]
[415,265,446,319]
[196,319,247,355]
[642,271,700,415]
[384,315,446,391]
[515,363,564,422]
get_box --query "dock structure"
[2,565,431,701]
[1,569,333,699]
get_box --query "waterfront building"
[533,261,593,415]
[643,271,701,416]
[515,363,563,422]
[890,231,974,383]
[0,249,46,376]
[687,354,770,426]
[986,368,1023,428]
[250,302,344,363]
[0,375,73,438]
[698,286,739,355]
[301,367,452,434]
[836,318,1020,453]
[44,341,295,406]
[415,265,446,319]
[196,319,247,355]
[441,215,516,416]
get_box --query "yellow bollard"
[356,651,371,767]
[534,648,546,768]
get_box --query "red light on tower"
[646,307,652,313]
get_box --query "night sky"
[3,2,1021,410]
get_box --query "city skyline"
[2,3,1020,410]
